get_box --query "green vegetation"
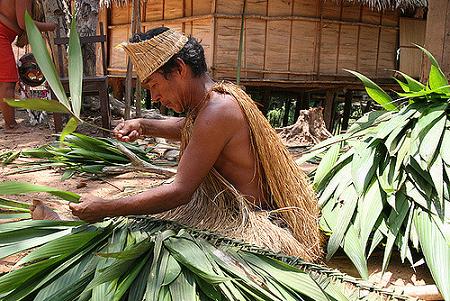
[307,46,449,300]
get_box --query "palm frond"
[0,133,174,179]
[312,46,450,300]
[0,216,413,301]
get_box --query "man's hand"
[69,195,110,223]
[113,119,144,142]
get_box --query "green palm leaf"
[345,69,398,111]
[24,11,70,110]
[414,211,450,300]
[68,11,83,117]
[415,44,450,93]
[0,216,413,300]
[311,47,450,294]
[0,197,30,212]
[4,98,70,113]
[0,181,80,202]
[393,70,425,92]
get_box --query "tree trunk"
[277,107,332,147]
[75,0,99,76]
[41,0,70,74]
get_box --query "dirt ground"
[0,111,440,300]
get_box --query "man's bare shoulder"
[198,91,245,123]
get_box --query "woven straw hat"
[120,29,188,83]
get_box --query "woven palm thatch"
[100,0,427,10]
[343,0,427,10]
[157,81,323,262]
[0,214,414,301]
[120,29,188,83]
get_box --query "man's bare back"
[205,91,267,206]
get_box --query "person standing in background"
[0,0,55,131]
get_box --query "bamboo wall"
[399,17,426,78]
[102,0,410,86]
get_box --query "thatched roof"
[100,0,427,10]
[344,0,427,10]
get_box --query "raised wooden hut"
[98,0,426,129]
[101,0,426,85]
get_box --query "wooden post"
[124,0,141,119]
[422,0,450,81]
[341,90,352,132]
[293,91,304,122]
[282,96,292,127]
[135,1,142,118]
[301,92,310,110]
[323,90,335,131]
[236,0,247,85]
[261,88,271,116]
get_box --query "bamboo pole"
[124,0,140,119]
[236,0,247,85]
[262,0,268,81]
[135,0,143,117]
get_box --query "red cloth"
[0,21,19,82]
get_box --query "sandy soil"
[0,111,440,300]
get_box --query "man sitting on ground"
[32,27,323,262]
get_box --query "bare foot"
[30,200,61,220]
[2,123,28,134]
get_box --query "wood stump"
[277,107,332,147]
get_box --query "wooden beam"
[107,14,399,31]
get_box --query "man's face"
[142,71,183,112]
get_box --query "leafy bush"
[307,46,449,300]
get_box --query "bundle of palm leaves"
[0,132,165,179]
[301,46,449,300]
[0,198,31,220]
[0,217,410,301]
[0,182,81,220]
[0,183,415,301]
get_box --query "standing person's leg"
[0,82,17,128]
[0,21,19,128]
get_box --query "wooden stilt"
[323,90,335,131]
[282,96,292,127]
[341,90,352,132]
[293,91,303,122]
[261,88,271,116]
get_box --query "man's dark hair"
[130,27,207,78]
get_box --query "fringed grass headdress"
[120,29,188,82]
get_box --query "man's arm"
[15,0,55,32]
[114,116,185,142]
[70,96,239,222]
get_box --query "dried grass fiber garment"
[157,81,323,262]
